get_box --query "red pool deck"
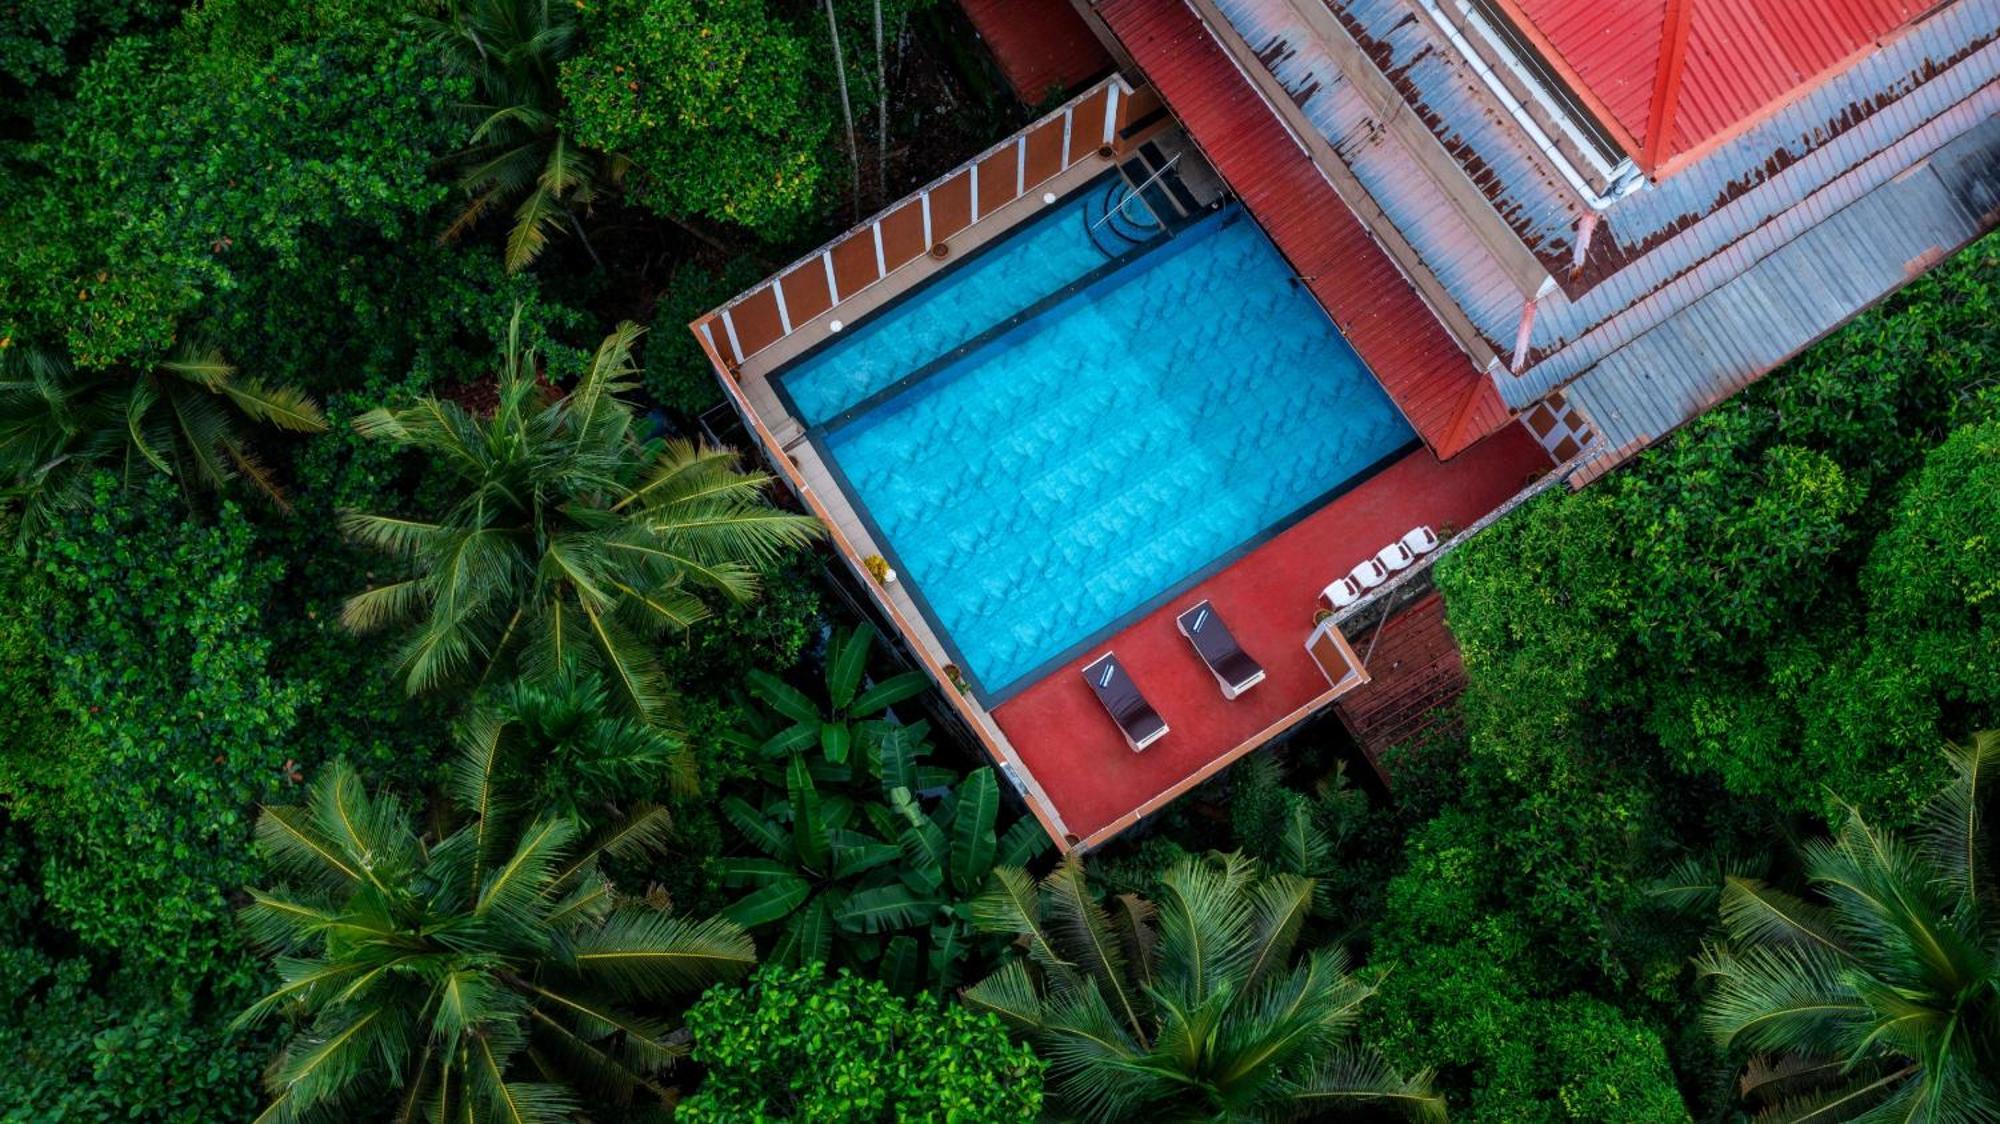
[993,425,1549,845]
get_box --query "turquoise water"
[814,200,1413,697]
[783,183,1164,425]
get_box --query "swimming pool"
[795,187,1414,698]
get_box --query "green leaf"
[880,935,921,996]
[850,671,931,718]
[710,856,794,887]
[719,797,790,861]
[770,897,834,967]
[830,838,902,880]
[749,669,823,725]
[827,624,873,710]
[820,721,851,765]
[836,885,935,933]
[758,722,820,758]
[949,768,1000,893]
[721,877,813,928]
[787,754,829,873]
[998,816,1053,867]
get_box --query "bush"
[562,0,830,238]
[679,963,1044,1122]
[12,476,306,975]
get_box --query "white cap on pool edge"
[1042,191,1058,204]
[829,319,844,332]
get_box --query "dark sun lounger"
[1176,600,1265,699]
[1081,652,1168,751]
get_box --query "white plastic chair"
[1377,541,1415,572]
[1402,525,1440,555]
[1320,577,1362,610]
[1349,558,1388,589]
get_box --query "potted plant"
[862,553,896,585]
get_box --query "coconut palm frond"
[570,909,757,999]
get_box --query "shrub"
[561,0,830,237]
[679,963,1044,1122]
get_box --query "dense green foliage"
[716,625,1050,987]
[562,0,828,237]
[236,759,755,1121]
[966,852,1442,1122]
[0,0,1993,1118]
[339,308,822,713]
[2,28,462,367]
[1696,733,2000,1118]
[679,963,1044,1121]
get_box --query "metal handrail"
[1091,152,1182,232]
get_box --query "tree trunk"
[825,0,862,219]
[874,0,887,203]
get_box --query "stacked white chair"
[1402,525,1440,555]
[1376,541,1415,571]
[1320,576,1362,609]
[1349,557,1388,589]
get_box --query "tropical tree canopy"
[0,340,327,534]
[1698,731,2000,1121]
[679,962,1044,1122]
[339,306,822,715]
[965,851,1443,1123]
[414,0,621,270]
[234,754,757,1123]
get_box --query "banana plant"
[739,623,941,787]
[715,754,1048,993]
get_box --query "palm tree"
[234,754,756,1123]
[339,307,823,716]
[471,669,697,825]
[0,340,326,534]
[416,0,619,270]
[1697,731,2000,1120]
[965,852,1444,1122]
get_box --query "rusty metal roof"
[1096,0,1513,458]
[1565,110,2000,478]
[1202,0,1998,401]
[1495,0,1937,174]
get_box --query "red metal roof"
[959,0,1113,104]
[1494,0,1937,174]
[1096,0,1511,459]
[993,427,1550,846]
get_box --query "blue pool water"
[783,183,1164,426]
[803,195,1413,697]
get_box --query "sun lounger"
[1320,576,1361,610]
[1350,558,1388,589]
[1402,525,1440,555]
[1176,600,1265,699]
[1082,652,1168,751]
[1377,541,1415,571]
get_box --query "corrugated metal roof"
[960,0,1113,104]
[1204,0,1998,405]
[1096,0,1513,458]
[1495,0,1935,173]
[1566,109,2000,473]
[1242,0,1996,295]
